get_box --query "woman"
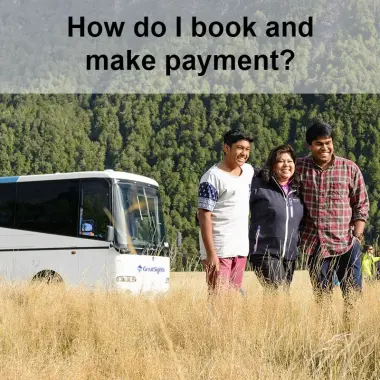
[249,144,304,289]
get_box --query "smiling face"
[273,152,295,183]
[308,136,334,167]
[224,139,251,168]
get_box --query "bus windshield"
[115,181,165,251]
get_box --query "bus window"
[116,182,165,248]
[0,183,16,228]
[15,180,79,236]
[80,180,110,240]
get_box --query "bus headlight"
[116,276,137,283]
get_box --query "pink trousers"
[202,256,247,292]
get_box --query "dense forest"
[0,94,379,269]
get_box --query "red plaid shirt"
[296,155,369,257]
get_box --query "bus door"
[77,179,115,287]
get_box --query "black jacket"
[249,173,304,261]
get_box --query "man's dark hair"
[306,121,333,145]
[223,129,253,147]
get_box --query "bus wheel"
[32,270,63,284]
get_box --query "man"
[198,129,254,292]
[362,245,380,282]
[296,121,369,297]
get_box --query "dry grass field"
[0,271,380,379]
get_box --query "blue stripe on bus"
[0,176,19,183]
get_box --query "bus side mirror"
[176,231,182,248]
[106,226,115,242]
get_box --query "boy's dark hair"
[306,121,333,145]
[223,129,253,147]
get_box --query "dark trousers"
[249,254,296,289]
[307,240,362,297]
[376,261,380,280]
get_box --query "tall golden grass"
[0,271,380,379]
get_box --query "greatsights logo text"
[137,265,165,273]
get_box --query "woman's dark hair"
[258,144,301,191]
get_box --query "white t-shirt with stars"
[198,163,254,260]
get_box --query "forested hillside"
[0,94,379,269]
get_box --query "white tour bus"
[0,170,170,293]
